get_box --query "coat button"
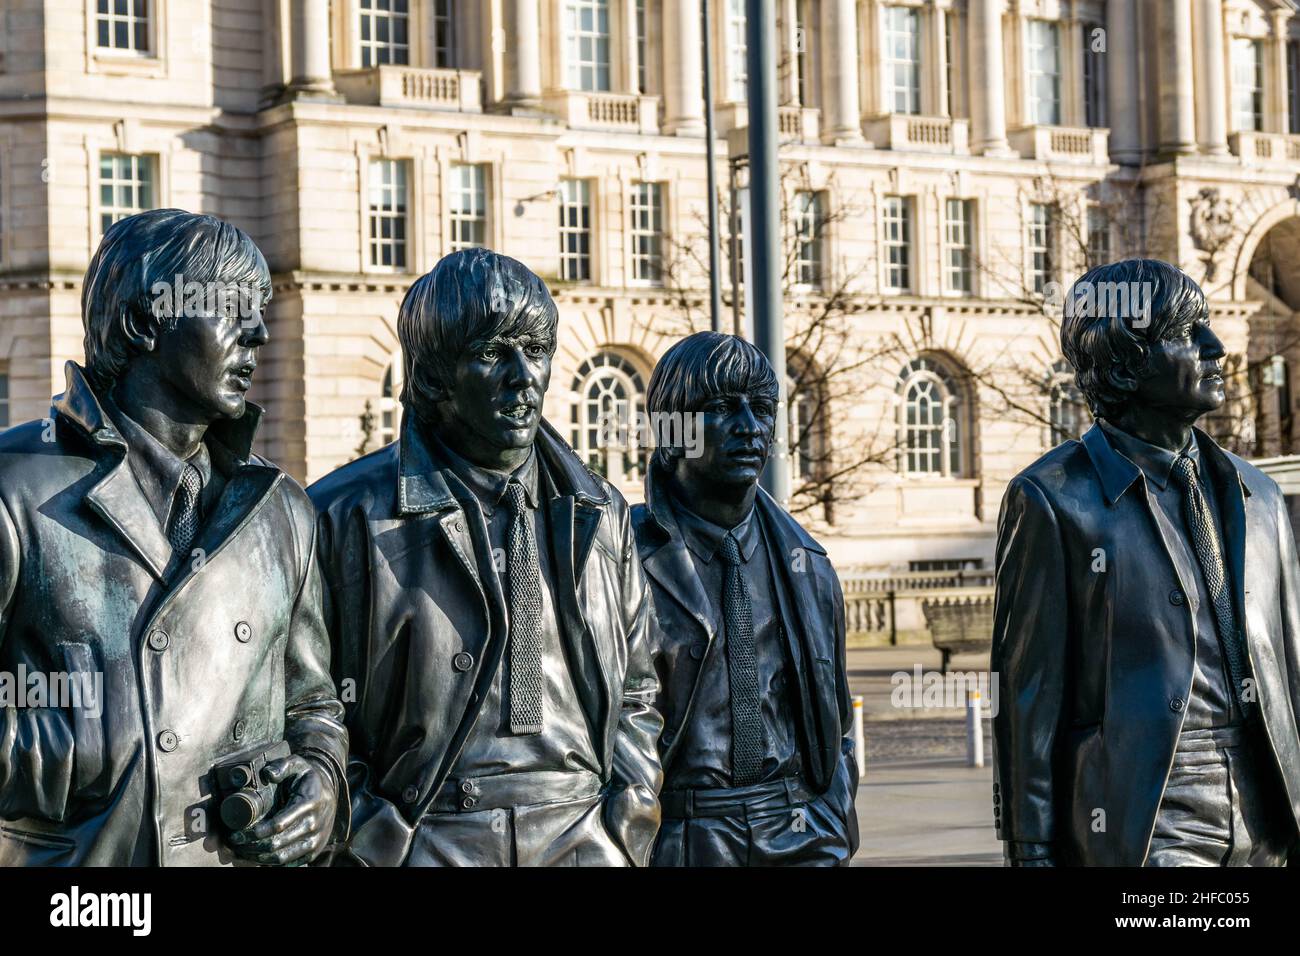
[689,643,706,661]
[235,621,252,643]
[1169,589,1184,606]
[233,719,247,742]
[460,780,474,794]
[453,520,464,533]
[453,652,474,672]
[461,796,477,810]
[147,629,169,651]
[157,730,179,752]
[402,785,419,804]
[1170,697,1185,713]
[662,727,676,745]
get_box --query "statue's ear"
[1104,363,1140,396]
[424,376,450,403]
[120,307,157,355]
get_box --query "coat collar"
[1080,420,1252,507]
[397,413,608,516]
[53,361,265,467]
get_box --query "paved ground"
[845,644,1003,866]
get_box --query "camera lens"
[221,790,268,831]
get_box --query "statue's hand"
[228,754,337,866]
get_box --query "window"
[796,0,810,106]
[99,153,155,235]
[1233,38,1264,132]
[1028,202,1054,294]
[96,0,150,54]
[449,163,488,251]
[378,362,402,446]
[630,182,664,283]
[1048,359,1088,446]
[898,357,965,477]
[1082,21,1106,128]
[909,558,983,572]
[566,0,611,91]
[570,352,647,486]
[433,0,456,68]
[883,5,921,115]
[727,0,747,101]
[943,199,973,294]
[1289,41,1300,134]
[882,195,912,292]
[1087,205,1111,268]
[0,371,8,429]
[368,159,409,270]
[559,179,593,282]
[792,190,825,288]
[787,359,825,484]
[359,0,410,68]
[636,0,648,94]
[1027,20,1061,126]
[943,10,956,116]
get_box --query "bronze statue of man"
[311,248,662,866]
[0,209,347,865]
[993,258,1300,866]
[632,332,859,866]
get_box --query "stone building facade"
[2,0,1300,574]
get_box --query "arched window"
[378,361,403,447]
[570,351,647,486]
[1047,359,1088,446]
[898,357,966,477]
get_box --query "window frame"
[1231,36,1264,133]
[897,356,966,479]
[96,151,158,239]
[569,350,649,489]
[558,178,594,283]
[943,197,974,296]
[357,0,412,69]
[629,180,665,285]
[1026,18,1062,127]
[792,189,826,290]
[1027,201,1055,295]
[448,162,489,253]
[882,4,922,116]
[881,194,913,294]
[367,157,411,272]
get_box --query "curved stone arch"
[895,348,977,479]
[1231,197,1300,301]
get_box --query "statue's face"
[439,331,553,465]
[676,391,776,489]
[152,295,268,422]
[1132,315,1226,418]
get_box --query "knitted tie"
[505,481,544,735]
[719,533,763,785]
[168,464,203,556]
[1170,455,1254,713]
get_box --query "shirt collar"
[1097,418,1200,491]
[669,493,761,564]
[427,429,541,514]
[100,393,213,528]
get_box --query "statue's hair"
[82,208,271,390]
[398,248,558,422]
[1060,258,1208,421]
[645,331,779,468]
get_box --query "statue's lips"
[497,402,536,425]
[227,363,256,391]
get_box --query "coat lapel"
[85,457,172,582]
[548,495,609,740]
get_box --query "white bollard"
[852,695,865,772]
[966,689,984,768]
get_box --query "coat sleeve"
[283,509,350,845]
[0,494,78,821]
[990,475,1069,859]
[827,567,860,858]
[602,502,665,866]
[313,505,414,867]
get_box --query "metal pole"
[852,695,866,773]
[702,0,723,332]
[966,690,985,768]
[745,0,790,503]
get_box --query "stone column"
[289,0,334,94]
[968,0,1010,154]
[1104,0,1139,161]
[781,0,801,104]
[821,0,864,143]
[663,0,705,134]
[1269,10,1293,133]
[504,0,543,110]
[1158,0,1197,154]
[1194,0,1228,153]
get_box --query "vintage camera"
[213,740,292,832]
